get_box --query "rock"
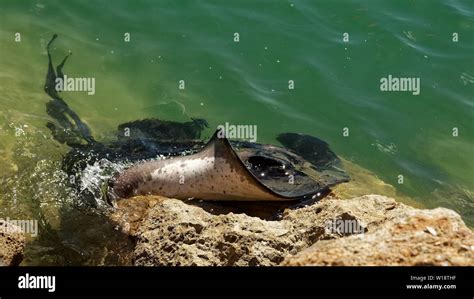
[282,207,474,266]
[0,220,26,266]
[110,195,416,266]
[132,197,298,266]
[109,194,474,266]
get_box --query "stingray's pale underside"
[108,130,305,202]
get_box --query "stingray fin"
[276,132,350,185]
[202,128,231,153]
[198,129,290,200]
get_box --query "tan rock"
[109,194,473,266]
[113,194,457,266]
[282,208,474,266]
[0,220,26,266]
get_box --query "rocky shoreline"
[110,194,474,266]
[2,194,473,266]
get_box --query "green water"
[0,0,473,265]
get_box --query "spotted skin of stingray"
[110,132,287,201]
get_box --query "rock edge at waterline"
[110,194,474,266]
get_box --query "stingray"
[43,35,349,207]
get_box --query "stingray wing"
[229,134,349,199]
[193,130,290,201]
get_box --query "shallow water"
[0,0,473,265]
